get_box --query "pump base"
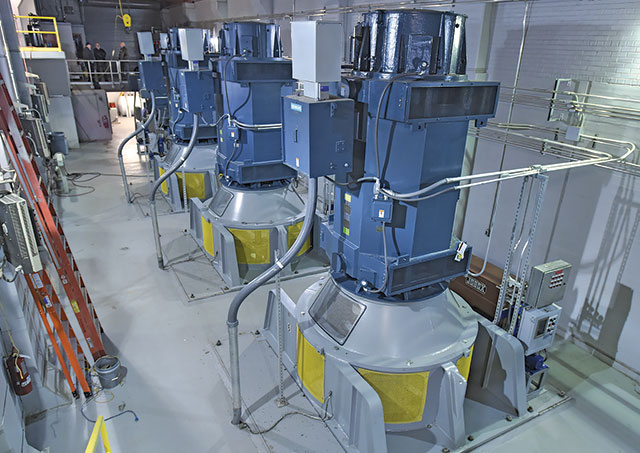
[153,141,218,212]
[190,182,316,287]
[258,276,571,452]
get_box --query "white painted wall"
[462,0,640,377]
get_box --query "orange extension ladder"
[0,73,105,396]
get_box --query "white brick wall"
[465,0,640,377]
[489,0,640,87]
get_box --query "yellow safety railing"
[85,416,112,453]
[14,16,62,52]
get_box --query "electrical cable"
[373,73,420,181]
[231,85,252,118]
[324,175,377,187]
[223,55,238,120]
[222,55,281,130]
[224,142,242,179]
[80,358,139,424]
[241,392,333,435]
[362,222,389,294]
[468,179,503,278]
[0,290,20,354]
[170,109,184,136]
[80,388,139,424]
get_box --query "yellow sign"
[122,13,132,28]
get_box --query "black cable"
[241,391,332,435]
[223,55,239,118]
[224,142,242,179]
[373,73,421,181]
[0,257,20,283]
[324,175,377,187]
[80,389,139,424]
[231,84,252,118]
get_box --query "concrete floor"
[25,121,640,452]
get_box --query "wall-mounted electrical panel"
[526,259,571,308]
[0,194,42,274]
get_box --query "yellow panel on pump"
[201,217,215,256]
[296,326,324,403]
[287,221,311,256]
[176,172,206,199]
[358,368,429,424]
[228,228,270,265]
[158,167,168,195]
[456,346,474,381]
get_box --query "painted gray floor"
[25,121,640,452]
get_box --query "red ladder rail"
[0,74,105,359]
[26,272,92,397]
[26,275,80,399]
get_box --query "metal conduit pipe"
[118,92,156,203]
[227,178,318,426]
[149,113,200,269]
[380,135,635,202]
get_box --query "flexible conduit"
[227,178,318,425]
[149,113,200,269]
[118,92,156,203]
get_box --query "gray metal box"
[0,194,42,274]
[282,95,354,178]
[517,304,561,354]
[137,32,154,56]
[139,61,167,95]
[177,70,215,114]
[71,90,112,142]
[291,21,343,83]
[179,28,204,62]
[526,260,572,308]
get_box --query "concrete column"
[0,0,31,106]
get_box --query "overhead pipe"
[118,92,156,203]
[227,178,318,425]
[149,113,200,269]
[204,0,533,23]
[0,0,31,107]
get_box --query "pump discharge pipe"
[118,92,156,203]
[149,113,200,269]
[227,178,318,425]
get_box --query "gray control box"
[526,259,571,308]
[282,95,354,178]
[517,303,562,354]
[0,194,42,274]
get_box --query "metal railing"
[67,59,139,88]
[85,416,112,453]
[14,15,61,52]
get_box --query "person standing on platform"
[93,42,106,83]
[118,41,129,79]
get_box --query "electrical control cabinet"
[177,70,215,115]
[281,95,354,178]
[517,303,561,354]
[371,198,393,223]
[526,260,571,308]
[138,61,167,96]
[0,194,42,274]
